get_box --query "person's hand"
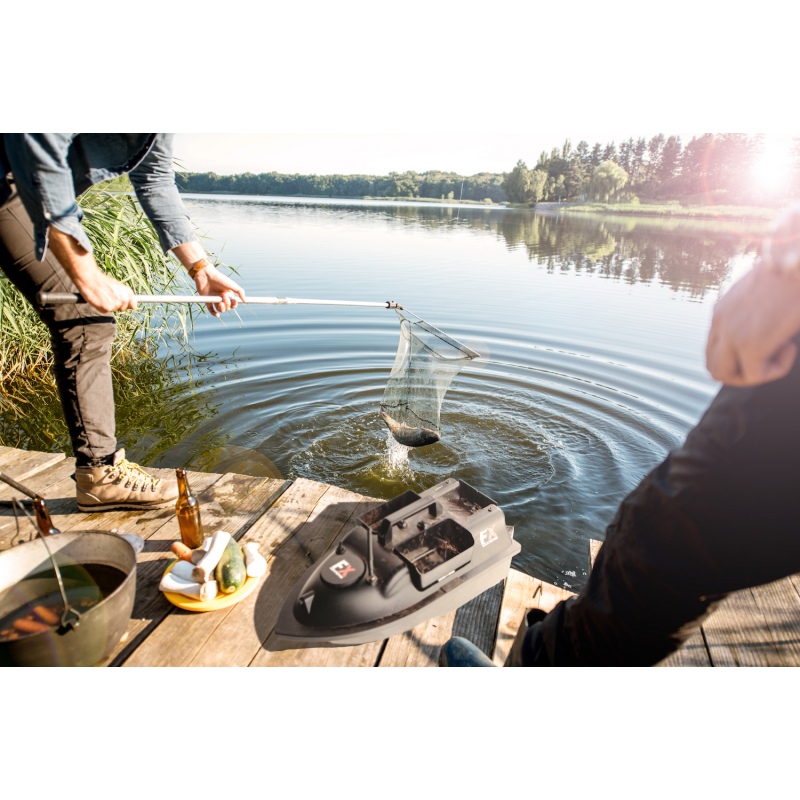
[706,205,800,387]
[706,267,800,386]
[75,272,138,313]
[193,264,246,317]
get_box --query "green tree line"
[503,134,800,205]
[177,170,506,203]
[176,134,800,207]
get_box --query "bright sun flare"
[751,134,796,192]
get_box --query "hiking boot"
[75,448,178,512]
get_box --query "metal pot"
[0,530,137,667]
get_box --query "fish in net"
[380,310,479,447]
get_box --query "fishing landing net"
[380,310,480,447]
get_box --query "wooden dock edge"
[491,570,575,665]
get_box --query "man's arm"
[3,134,137,312]
[4,133,96,260]
[47,227,137,312]
[130,135,246,316]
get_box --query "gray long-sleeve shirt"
[2,133,197,260]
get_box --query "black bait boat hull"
[275,478,521,646]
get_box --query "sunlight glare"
[751,134,795,192]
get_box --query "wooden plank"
[0,446,23,463]
[588,539,602,570]
[657,630,711,667]
[749,577,800,666]
[377,607,458,667]
[124,479,369,666]
[253,635,384,667]
[0,459,78,549]
[0,447,65,480]
[702,588,784,667]
[492,569,574,666]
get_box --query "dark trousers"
[522,341,800,666]
[0,183,117,465]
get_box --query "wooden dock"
[2,445,799,667]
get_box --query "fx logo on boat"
[479,527,498,547]
[330,559,356,580]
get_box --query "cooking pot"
[0,529,137,666]
[0,470,138,667]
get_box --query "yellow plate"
[161,559,260,612]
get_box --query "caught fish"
[380,409,440,448]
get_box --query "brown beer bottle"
[175,468,204,549]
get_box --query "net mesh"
[380,310,479,447]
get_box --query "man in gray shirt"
[0,133,245,511]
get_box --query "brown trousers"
[0,182,117,465]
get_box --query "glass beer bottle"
[175,468,204,549]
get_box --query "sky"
[172,132,698,177]
[14,2,797,181]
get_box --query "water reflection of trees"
[189,197,767,298]
[488,210,765,298]
[379,204,763,297]
[0,350,231,467]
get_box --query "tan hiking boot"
[75,448,178,512]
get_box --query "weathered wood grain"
[0,459,78,548]
[254,634,385,667]
[657,631,711,667]
[378,608,459,667]
[588,539,602,571]
[749,577,800,665]
[0,446,64,475]
[702,588,784,667]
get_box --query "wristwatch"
[188,257,212,279]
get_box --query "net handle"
[37,292,402,309]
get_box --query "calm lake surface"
[42,196,777,589]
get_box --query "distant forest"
[176,133,800,206]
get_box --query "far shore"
[176,189,784,222]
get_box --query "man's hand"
[47,227,137,312]
[706,266,800,386]
[706,204,800,387]
[193,264,246,317]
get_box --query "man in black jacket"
[440,203,800,667]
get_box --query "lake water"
[42,195,777,590]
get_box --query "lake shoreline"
[516,201,778,222]
[179,189,782,221]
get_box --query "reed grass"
[0,184,231,455]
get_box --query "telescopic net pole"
[36,292,402,309]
